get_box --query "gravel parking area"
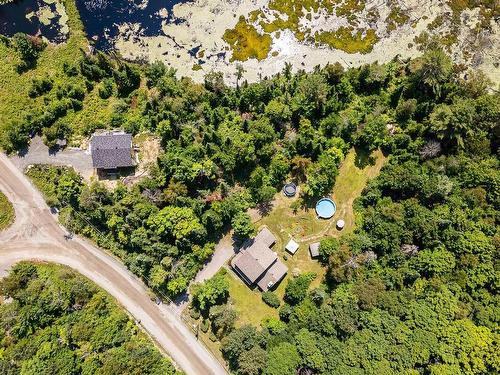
[10,137,93,180]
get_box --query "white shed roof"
[285,239,299,254]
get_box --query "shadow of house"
[230,227,288,292]
[90,131,136,178]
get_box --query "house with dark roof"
[231,227,288,292]
[90,131,135,172]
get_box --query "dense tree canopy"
[0,263,179,375]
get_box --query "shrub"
[284,272,316,305]
[99,78,114,99]
[262,291,281,308]
[189,308,201,320]
[200,319,209,333]
[319,237,340,263]
[28,77,53,98]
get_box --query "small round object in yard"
[336,219,345,230]
[283,183,297,197]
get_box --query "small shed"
[309,242,320,258]
[285,239,299,255]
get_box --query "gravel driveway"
[10,136,93,179]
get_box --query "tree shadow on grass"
[256,200,274,217]
[354,146,376,169]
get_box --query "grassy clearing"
[225,271,279,327]
[0,191,15,231]
[226,148,386,326]
[223,16,272,62]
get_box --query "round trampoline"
[283,183,297,197]
[316,198,336,219]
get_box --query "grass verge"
[0,191,14,230]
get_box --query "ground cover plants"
[0,190,14,230]
[0,262,179,374]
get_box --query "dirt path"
[0,153,228,375]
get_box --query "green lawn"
[228,148,386,326]
[225,271,279,327]
[0,191,14,231]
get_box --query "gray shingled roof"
[253,227,277,248]
[309,242,320,258]
[90,133,134,169]
[232,240,277,283]
[231,227,288,290]
[256,260,287,291]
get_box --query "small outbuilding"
[285,239,299,255]
[309,242,320,258]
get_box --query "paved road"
[0,153,228,375]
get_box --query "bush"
[319,237,340,263]
[99,78,114,99]
[209,331,218,342]
[28,77,53,98]
[200,319,209,333]
[189,307,201,320]
[284,272,316,305]
[262,291,281,308]
[12,33,45,71]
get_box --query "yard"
[228,148,386,326]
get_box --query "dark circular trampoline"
[283,183,297,197]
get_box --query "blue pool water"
[316,198,336,219]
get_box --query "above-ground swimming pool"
[316,198,336,219]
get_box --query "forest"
[0,262,180,375]
[0,25,499,374]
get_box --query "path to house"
[0,153,228,375]
[10,136,93,179]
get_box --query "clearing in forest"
[229,148,386,326]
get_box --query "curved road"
[0,153,228,375]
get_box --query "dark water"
[0,0,190,50]
[0,0,67,42]
[75,0,189,51]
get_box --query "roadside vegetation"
[0,262,179,374]
[0,190,14,230]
